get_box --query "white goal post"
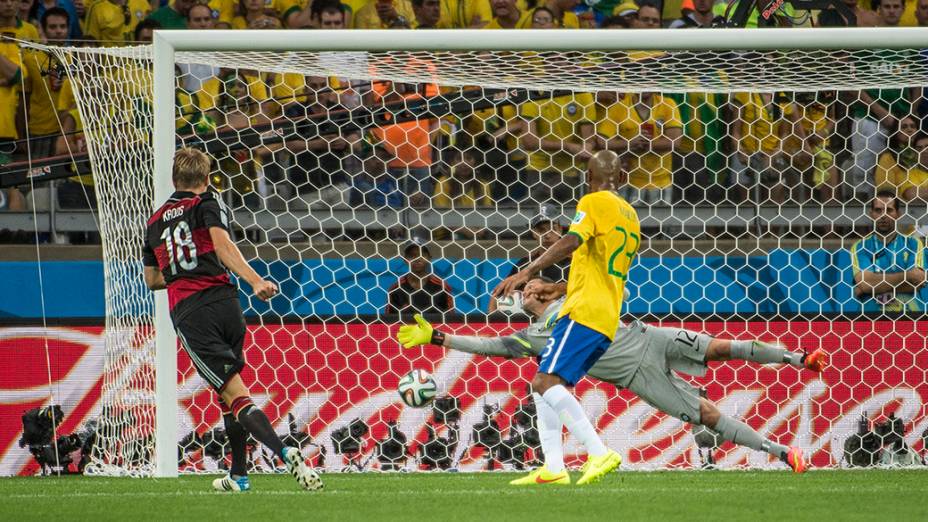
[132,27,928,477]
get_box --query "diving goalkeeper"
[397,278,826,474]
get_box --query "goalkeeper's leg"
[626,365,808,473]
[221,375,323,490]
[699,399,806,473]
[708,339,827,372]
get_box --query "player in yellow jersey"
[494,150,639,486]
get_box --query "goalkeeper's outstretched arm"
[396,314,535,358]
[445,334,519,358]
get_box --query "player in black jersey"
[142,148,322,492]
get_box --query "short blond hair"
[172,148,211,189]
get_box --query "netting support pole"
[152,32,178,479]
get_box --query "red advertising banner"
[2,321,927,475]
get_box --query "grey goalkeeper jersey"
[448,299,674,388]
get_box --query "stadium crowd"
[1,0,928,242]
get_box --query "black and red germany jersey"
[142,190,237,323]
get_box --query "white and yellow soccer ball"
[397,369,438,407]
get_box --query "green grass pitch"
[1,470,925,521]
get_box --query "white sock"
[542,385,608,458]
[532,392,565,473]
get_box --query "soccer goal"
[31,27,928,477]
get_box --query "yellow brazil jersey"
[266,0,304,21]
[558,190,640,339]
[875,152,928,196]
[344,0,369,13]
[734,92,794,155]
[53,79,93,186]
[57,63,150,137]
[597,93,681,190]
[266,72,306,116]
[0,19,40,41]
[483,17,510,28]
[516,8,579,28]
[801,103,830,137]
[230,16,249,29]
[221,72,269,125]
[56,76,76,115]
[0,40,22,139]
[22,49,65,137]
[207,0,235,26]
[177,77,221,131]
[432,175,492,208]
[127,0,153,39]
[520,92,595,176]
[464,103,524,162]
[899,167,928,196]
[784,101,832,152]
[437,0,492,27]
[85,0,127,46]
[353,0,416,28]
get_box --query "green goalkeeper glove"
[397,314,438,348]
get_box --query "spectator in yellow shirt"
[518,0,581,28]
[412,0,439,27]
[529,5,556,26]
[22,7,71,158]
[730,91,802,205]
[486,0,523,28]
[204,0,234,27]
[84,0,128,45]
[219,69,272,130]
[432,148,492,239]
[596,92,682,205]
[178,4,222,97]
[0,0,40,41]
[286,0,348,28]
[520,90,595,203]
[125,0,152,37]
[0,36,22,164]
[433,148,493,209]
[315,1,348,26]
[232,0,271,29]
[436,0,491,27]
[901,134,928,201]
[353,0,415,28]
[875,116,922,194]
[787,91,839,202]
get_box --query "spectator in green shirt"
[147,0,196,29]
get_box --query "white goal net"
[29,29,928,475]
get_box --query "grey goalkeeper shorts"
[624,325,713,426]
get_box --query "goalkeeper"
[397,278,826,474]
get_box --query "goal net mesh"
[31,41,928,475]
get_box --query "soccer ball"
[397,369,438,408]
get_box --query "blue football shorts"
[538,316,611,386]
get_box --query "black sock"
[231,396,285,458]
[222,413,248,477]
